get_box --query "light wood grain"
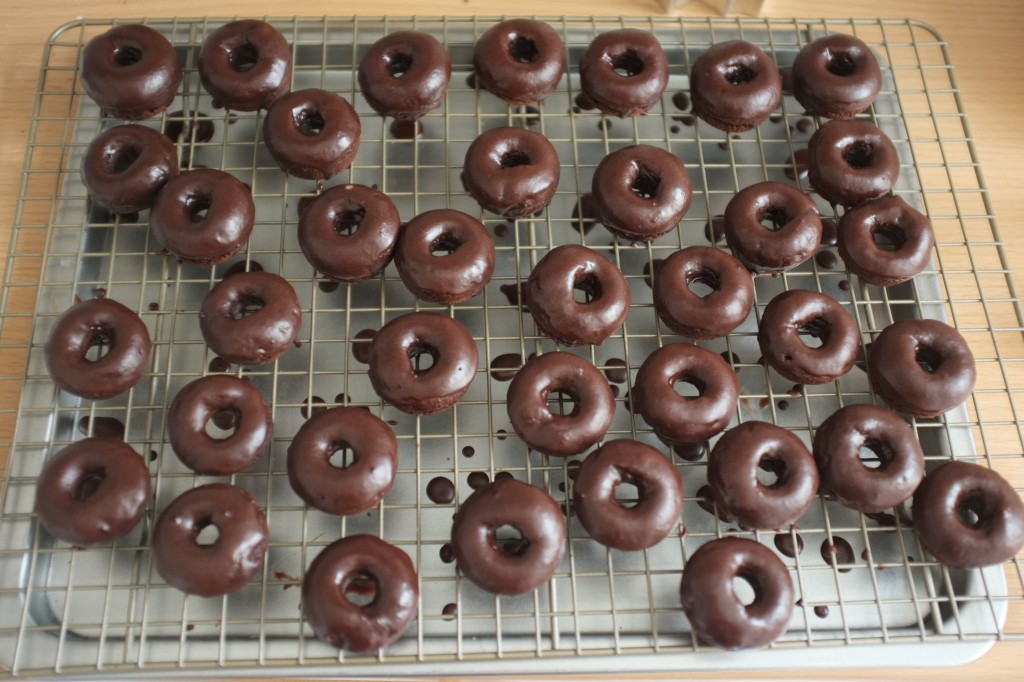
[0,1,1021,679]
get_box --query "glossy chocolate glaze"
[358,31,451,120]
[263,88,361,180]
[578,29,668,116]
[690,40,782,132]
[45,297,152,400]
[807,119,899,205]
[653,246,754,339]
[395,209,496,303]
[838,195,934,286]
[723,181,822,274]
[473,19,566,104]
[81,24,181,120]
[81,124,178,214]
[462,126,559,218]
[199,20,292,111]
[287,407,398,516]
[792,34,882,120]
[35,438,150,546]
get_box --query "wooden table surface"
[0,0,1021,679]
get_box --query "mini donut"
[591,144,692,243]
[167,374,272,475]
[198,270,301,366]
[867,318,976,418]
[807,120,900,205]
[451,477,565,595]
[199,20,292,111]
[813,404,924,513]
[81,24,181,120]
[632,343,739,446]
[723,181,822,274]
[287,407,398,516]
[524,244,630,346]
[367,311,477,415]
[578,29,668,116]
[462,126,559,218]
[680,537,794,650]
[394,209,496,304]
[35,438,150,546]
[653,246,754,339]
[151,483,269,596]
[572,439,683,551]
[357,31,451,120]
[505,352,615,457]
[757,290,860,385]
[81,124,178,214]
[792,33,882,120]
[473,19,566,104]
[297,184,401,283]
[45,297,152,400]
[263,88,361,180]
[690,40,782,132]
[303,535,419,651]
[912,460,1024,569]
[838,195,934,286]
[149,168,255,265]
[708,421,819,529]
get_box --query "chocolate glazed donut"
[867,318,976,418]
[287,407,398,516]
[297,184,401,283]
[524,244,630,346]
[394,208,496,304]
[757,290,860,385]
[462,126,560,218]
[505,352,615,457]
[81,24,181,120]
[653,246,754,339]
[263,88,361,180]
[632,343,739,446]
[807,120,900,206]
[167,374,272,475]
[792,33,882,120]
[81,124,178,214]
[451,477,566,595]
[367,311,478,415]
[591,145,692,243]
[35,438,150,546]
[473,19,566,104]
[912,460,1024,569]
[199,20,292,111]
[358,31,451,120]
[198,270,301,366]
[813,404,924,513]
[45,297,152,401]
[572,439,683,551]
[578,29,668,116]
[723,181,822,274]
[680,537,794,650]
[837,195,934,286]
[151,483,269,597]
[708,421,819,529]
[303,535,419,651]
[690,40,782,132]
[149,168,255,265]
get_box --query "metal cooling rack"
[0,15,1021,678]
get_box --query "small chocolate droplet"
[496,429,509,441]
[597,119,611,132]
[814,605,830,618]
[574,93,595,110]
[770,113,783,124]
[567,460,582,479]
[426,476,455,504]
[117,212,140,223]
[670,125,680,134]
[571,193,598,235]
[643,259,665,288]
[461,445,475,458]
[149,449,158,462]
[489,353,522,381]
[705,215,726,244]
[467,471,489,490]
[494,223,509,237]
[439,543,455,563]
[165,111,215,144]
[603,358,628,384]
[389,118,424,140]
[697,484,731,522]
[442,603,458,620]
[672,91,691,111]
[223,260,263,279]
[318,279,340,293]
[77,415,125,439]
[495,471,514,482]
[208,356,231,373]
[774,531,805,558]
[301,396,326,419]
[816,250,839,270]
[821,536,855,573]
[147,302,159,311]
[789,384,803,397]
[465,72,477,89]
[838,279,850,291]
[778,399,790,411]
[820,218,838,246]
[351,329,376,364]
[499,283,527,310]
[796,117,814,134]
[92,287,106,299]
[785,148,809,181]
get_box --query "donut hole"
[871,223,908,251]
[611,50,645,77]
[104,145,141,174]
[842,141,874,169]
[293,107,326,137]
[629,163,662,200]
[956,492,995,530]
[230,295,265,320]
[731,573,759,606]
[572,274,603,304]
[499,149,531,169]
[724,63,757,85]
[206,409,239,438]
[194,519,220,546]
[330,205,366,236]
[74,469,105,501]
[613,477,641,509]
[797,316,830,349]
[431,233,463,257]
[673,377,704,400]
[508,35,540,64]
[758,206,789,231]
[915,346,944,373]
[686,269,721,298]
[858,438,894,470]
[342,571,379,607]
[328,441,357,469]
[757,456,786,488]
[113,45,143,67]
[385,51,414,79]
[493,524,529,556]
[84,326,114,362]
[408,344,438,375]
[228,42,260,72]
[545,389,579,417]
[826,51,857,77]
[185,193,213,223]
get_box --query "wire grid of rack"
[0,14,1021,678]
